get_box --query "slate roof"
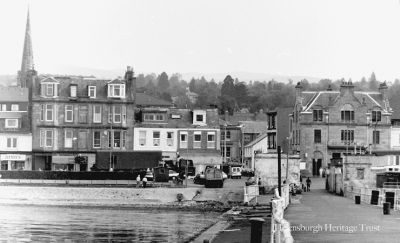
[0,87,28,102]
[244,133,268,148]
[301,91,390,113]
[136,108,220,129]
[135,93,172,107]
[239,121,268,134]
[390,95,400,120]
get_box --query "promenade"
[285,177,400,243]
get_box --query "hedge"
[0,170,147,180]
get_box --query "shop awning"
[179,151,222,166]
[52,155,75,164]
[0,112,22,118]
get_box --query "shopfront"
[0,154,31,171]
[51,154,95,171]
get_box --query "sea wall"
[0,185,199,207]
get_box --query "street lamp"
[109,124,113,172]
[224,123,227,164]
[185,128,189,188]
[286,137,290,180]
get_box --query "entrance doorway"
[313,159,322,176]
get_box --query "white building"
[244,133,268,170]
[0,87,32,170]
[133,127,179,161]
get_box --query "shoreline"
[0,200,231,212]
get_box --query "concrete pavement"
[285,177,400,243]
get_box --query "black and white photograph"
[0,0,400,242]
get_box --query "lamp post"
[185,128,189,188]
[238,124,244,166]
[109,124,113,172]
[286,137,290,180]
[224,123,227,163]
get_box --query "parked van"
[229,166,242,179]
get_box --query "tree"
[221,75,235,98]
[136,73,146,88]
[234,82,248,107]
[144,80,156,95]
[368,72,379,91]
[160,92,172,102]
[157,72,170,91]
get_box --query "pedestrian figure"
[306,177,311,192]
[136,174,141,188]
[319,167,323,178]
[142,177,147,188]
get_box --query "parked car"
[168,170,179,180]
[204,167,224,188]
[229,166,242,179]
[222,171,228,180]
[145,171,153,181]
[193,173,205,184]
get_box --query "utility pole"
[286,138,289,180]
[185,128,189,188]
[278,145,281,196]
[109,123,113,171]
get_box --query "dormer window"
[70,85,77,98]
[313,109,323,122]
[196,114,204,122]
[108,84,125,98]
[40,80,59,98]
[88,86,96,98]
[193,110,207,125]
[5,119,18,128]
[372,110,381,122]
[144,113,165,122]
[11,104,19,111]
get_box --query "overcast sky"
[1,0,400,81]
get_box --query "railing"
[243,184,259,204]
[270,185,293,243]
[383,182,400,189]
[344,185,400,211]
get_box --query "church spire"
[18,9,34,87]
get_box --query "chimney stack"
[124,66,136,101]
[295,82,303,103]
[379,82,388,100]
[339,80,354,96]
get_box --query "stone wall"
[254,153,300,188]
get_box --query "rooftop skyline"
[1,0,400,82]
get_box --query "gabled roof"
[302,90,389,113]
[40,76,60,83]
[390,95,400,120]
[0,87,28,102]
[244,133,268,148]
[135,93,172,107]
[239,121,268,134]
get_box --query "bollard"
[250,217,265,243]
[383,202,390,215]
[355,195,360,204]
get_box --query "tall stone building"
[27,68,136,171]
[290,81,392,175]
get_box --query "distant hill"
[180,71,322,83]
[0,68,323,85]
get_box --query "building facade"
[134,107,222,173]
[0,87,32,170]
[291,81,392,176]
[28,67,136,171]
